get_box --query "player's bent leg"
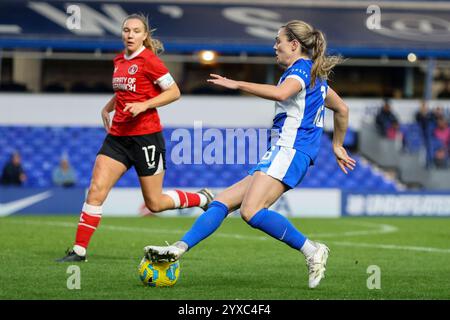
[306,241,330,289]
[139,172,175,212]
[177,175,254,248]
[144,176,254,262]
[240,172,305,249]
[241,172,329,288]
[239,171,287,221]
[85,156,127,205]
[56,155,127,262]
[164,188,214,211]
[214,175,254,212]
[139,172,214,212]
[144,200,229,262]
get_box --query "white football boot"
[144,244,185,263]
[306,242,330,289]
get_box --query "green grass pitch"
[0,215,449,299]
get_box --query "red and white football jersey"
[110,46,170,136]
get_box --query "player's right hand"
[333,145,356,174]
[101,108,111,132]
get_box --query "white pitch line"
[325,240,450,254]
[2,219,270,241]
[2,219,396,240]
[308,222,398,238]
[3,219,449,254]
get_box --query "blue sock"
[247,208,307,250]
[181,201,228,249]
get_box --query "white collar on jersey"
[124,46,146,60]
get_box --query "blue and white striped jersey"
[272,58,328,163]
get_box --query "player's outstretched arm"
[325,87,356,174]
[101,95,116,132]
[123,83,181,117]
[207,73,301,102]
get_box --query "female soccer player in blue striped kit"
[145,20,356,288]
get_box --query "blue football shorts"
[248,145,312,189]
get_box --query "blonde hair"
[122,14,164,55]
[283,20,342,87]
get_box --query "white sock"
[164,190,207,208]
[73,244,87,257]
[198,194,207,207]
[164,190,181,207]
[300,239,317,258]
[174,241,188,252]
[82,202,103,215]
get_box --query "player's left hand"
[207,74,239,90]
[123,102,149,117]
[333,145,356,174]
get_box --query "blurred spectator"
[1,151,27,186]
[432,106,446,122]
[375,100,399,137]
[386,120,404,150]
[52,158,77,187]
[434,117,450,150]
[415,101,436,166]
[386,120,402,140]
[416,101,435,134]
[434,147,448,169]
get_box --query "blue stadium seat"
[0,125,400,191]
[343,129,357,148]
[401,123,424,153]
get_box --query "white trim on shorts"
[154,153,164,175]
[265,147,296,182]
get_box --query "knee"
[240,203,261,222]
[87,180,107,205]
[145,198,163,213]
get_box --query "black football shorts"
[98,132,166,176]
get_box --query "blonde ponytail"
[309,29,342,87]
[143,37,164,56]
[284,20,342,87]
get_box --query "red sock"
[165,190,205,208]
[75,203,102,250]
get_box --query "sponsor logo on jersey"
[112,77,137,92]
[128,64,139,75]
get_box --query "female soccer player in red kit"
[57,14,213,262]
